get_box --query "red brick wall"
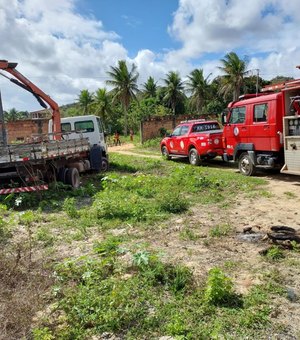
[140,115,217,142]
[0,119,49,143]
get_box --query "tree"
[4,108,28,121]
[90,88,112,126]
[78,89,93,115]
[186,68,211,114]
[162,71,185,127]
[142,76,157,98]
[106,60,139,135]
[218,52,248,101]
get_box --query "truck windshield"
[229,107,246,124]
[74,120,94,133]
[191,123,220,132]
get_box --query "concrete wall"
[140,114,217,142]
[0,119,49,144]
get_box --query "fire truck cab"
[222,80,300,176]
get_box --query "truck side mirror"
[221,111,228,125]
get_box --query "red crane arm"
[0,60,61,139]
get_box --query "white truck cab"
[49,115,109,170]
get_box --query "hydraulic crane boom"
[0,60,61,139]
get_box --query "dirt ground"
[109,143,300,337]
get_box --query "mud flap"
[89,145,102,172]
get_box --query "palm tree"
[218,52,248,101]
[142,76,157,98]
[5,108,19,122]
[106,60,139,135]
[162,71,185,127]
[78,89,93,115]
[186,69,211,114]
[90,88,112,125]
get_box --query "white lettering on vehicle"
[180,141,185,149]
[201,142,207,146]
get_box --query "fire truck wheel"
[238,153,256,176]
[65,167,80,188]
[189,148,200,166]
[161,146,171,160]
[101,157,109,171]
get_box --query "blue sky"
[1,0,300,111]
[77,0,180,57]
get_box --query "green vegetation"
[1,152,296,339]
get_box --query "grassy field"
[0,151,299,339]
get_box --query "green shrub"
[62,197,78,218]
[266,246,284,261]
[157,193,189,214]
[134,253,193,293]
[204,267,234,305]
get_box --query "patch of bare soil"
[108,143,162,159]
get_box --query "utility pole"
[255,69,260,96]
[0,91,7,147]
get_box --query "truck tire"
[57,167,68,183]
[161,146,171,160]
[238,153,256,176]
[101,157,109,171]
[65,167,80,188]
[189,148,200,166]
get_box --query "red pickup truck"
[160,119,223,165]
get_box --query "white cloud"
[1,0,300,112]
[167,0,300,79]
[0,0,125,110]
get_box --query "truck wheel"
[101,157,109,171]
[238,153,256,176]
[189,148,200,166]
[57,167,68,183]
[65,167,80,188]
[161,146,171,160]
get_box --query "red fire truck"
[222,80,300,176]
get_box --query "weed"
[0,215,12,244]
[209,223,232,237]
[265,246,285,261]
[283,191,297,199]
[291,240,300,251]
[32,327,55,340]
[157,192,189,214]
[204,267,235,305]
[62,197,78,218]
[179,227,199,241]
[35,226,55,247]
[134,253,193,293]
[93,236,123,257]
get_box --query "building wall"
[0,119,49,144]
[140,115,217,142]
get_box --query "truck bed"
[0,138,90,166]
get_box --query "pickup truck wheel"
[101,157,109,171]
[189,148,200,166]
[238,153,256,176]
[65,167,80,188]
[161,146,171,160]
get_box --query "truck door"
[176,125,189,155]
[168,125,189,154]
[224,106,248,156]
[248,103,271,151]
